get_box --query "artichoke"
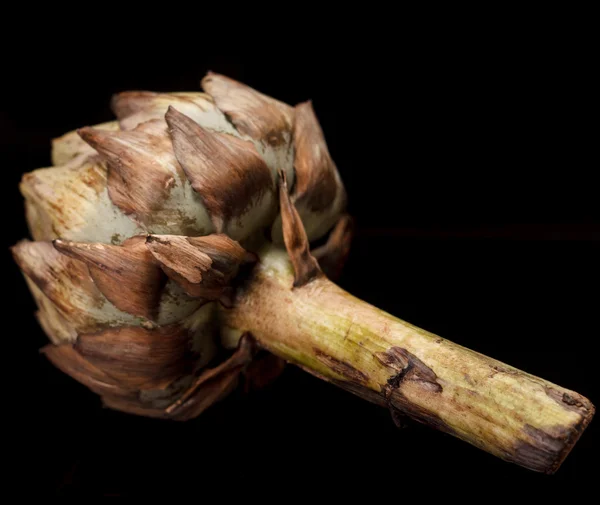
[12,72,594,473]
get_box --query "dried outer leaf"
[39,313,261,421]
[174,368,242,421]
[278,171,322,288]
[19,155,142,243]
[79,119,215,237]
[271,101,347,243]
[166,333,256,420]
[311,214,354,281]
[146,233,254,300]
[12,240,139,332]
[74,323,197,390]
[78,121,176,223]
[111,91,237,135]
[21,238,204,330]
[165,107,276,239]
[42,344,134,398]
[106,306,220,416]
[201,72,294,149]
[53,235,165,320]
[52,305,218,418]
[292,101,339,212]
[51,121,120,166]
[201,72,295,182]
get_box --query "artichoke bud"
[12,72,594,475]
[14,72,350,419]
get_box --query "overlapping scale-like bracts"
[12,231,255,416]
[14,72,350,418]
[271,100,347,243]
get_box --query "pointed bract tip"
[77,126,94,141]
[77,126,107,150]
[164,105,182,124]
[297,99,314,109]
[10,239,29,264]
[110,90,154,116]
[164,105,195,133]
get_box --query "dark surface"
[2,36,597,498]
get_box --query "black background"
[2,22,597,499]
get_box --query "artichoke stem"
[221,245,594,474]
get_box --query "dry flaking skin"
[12,72,594,474]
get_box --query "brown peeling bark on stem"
[221,244,595,474]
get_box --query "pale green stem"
[220,246,594,474]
